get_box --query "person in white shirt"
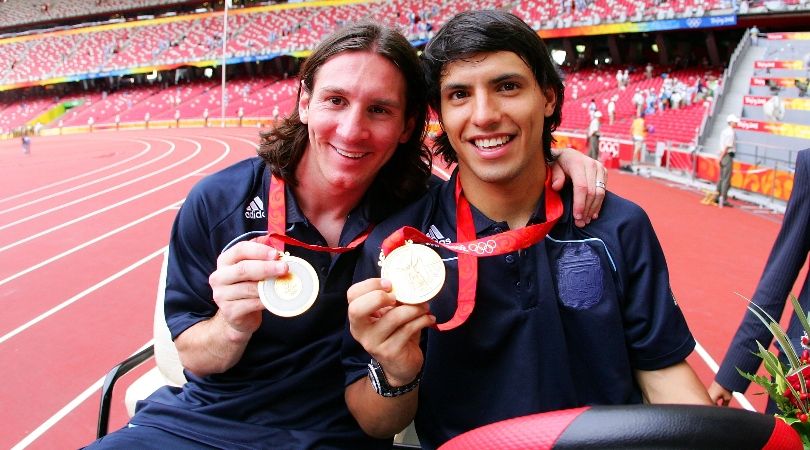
[607,97,616,125]
[763,95,785,121]
[713,114,739,207]
[633,89,645,116]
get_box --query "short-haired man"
[343,11,711,449]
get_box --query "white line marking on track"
[0,200,183,288]
[9,340,154,450]
[432,165,451,180]
[694,340,755,411]
[0,137,229,254]
[0,247,166,345]
[0,138,185,232]
[0,140,172,215]
[6,135,246,448]
[0,142,150,206]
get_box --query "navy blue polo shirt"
[343,170,695,450]
[130,157,389,449]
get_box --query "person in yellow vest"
[630,114,646,166]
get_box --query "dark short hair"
[422,10,565,164]
[258,21,431,216]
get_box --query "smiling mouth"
[334,146,368,159]
[473,135,512,149]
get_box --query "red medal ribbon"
[256,175,370,253]
[381,169,563,330]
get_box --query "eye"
[499,82,519,92]
[369,105,389,115]
[326,97,345,106]
[449,90,468,100]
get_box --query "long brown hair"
[258,22,432,217]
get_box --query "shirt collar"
[446,169,547,235]
[278,174,374,246]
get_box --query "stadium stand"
[702,30,809,168]
[0,0,805,169]
[2,1,810,448]
[0,0,205,31]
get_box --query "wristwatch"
[367,358,421,398]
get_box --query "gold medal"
[381,241,446,304]
[258,253,319,317]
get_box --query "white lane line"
[0,138,184,232]
[13,133,419,448]
[0,142,151,206]
[0,137,228,254]
[0,140,172,215]
[5,135,246,448]
[694,340,756,411]
[0,200,183,288]
[9,340,154,450]
[0,247,166,345]
[432,164,451,181]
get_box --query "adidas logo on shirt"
[426,224,451,244]
[245,196,266,219]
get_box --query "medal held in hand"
[379,169,563,330]
[258,253,319,317]
[380,241,446,304]
[256,175,370,317]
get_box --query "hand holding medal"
[379,171,563,330]
[380,240,446,304]
[257,253,319,317]
[255,176,370,317]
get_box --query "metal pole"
[221,0,229,127]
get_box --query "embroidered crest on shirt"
[556,243,603,309]
[245,196,266,219]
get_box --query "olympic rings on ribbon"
[467,240,497,254]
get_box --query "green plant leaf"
[791,295,810,342]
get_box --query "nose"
[471,92,500,129]
[336,105,370,142]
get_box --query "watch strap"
[367,358,421,398]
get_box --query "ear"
[399,116,416,144]
[298,80,310,124]
[543,87,557,117]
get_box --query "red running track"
[0,128,804,449]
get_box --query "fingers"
[707,381,733,407]
[554,148,608,228]
[584,161,607,224]
[210,241,289,289]
[347,279,434,354]
[207,241,290,336]
[348,278,392,304]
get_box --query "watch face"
[381,243,446,304]
[258,254,319,317]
